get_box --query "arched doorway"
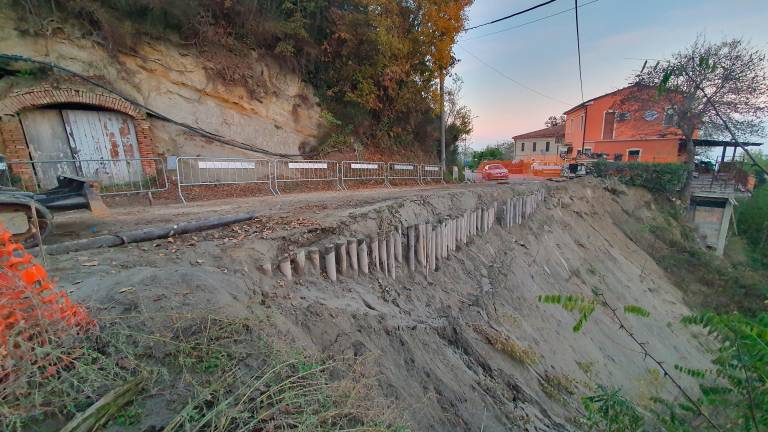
[0,85,156,191]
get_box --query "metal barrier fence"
[176,157,275,204]
[340,161,389,190]
[386,162,421,185]
[273,159,340,195]
[419,164,444,184]
[0,157,168,196]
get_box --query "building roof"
[562,84,652,115]
[512,124,564,140]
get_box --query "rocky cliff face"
[0,11,321,158]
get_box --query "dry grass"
[540,372,578,402]
[472,325,540,366]
[2,313,410,431]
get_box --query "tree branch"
[596,292,723,432]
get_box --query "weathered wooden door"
[18,110,78,189]
[62,110,142,187]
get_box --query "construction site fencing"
[386,162,421,185]
[176,157,275,204]
[273,159,341,195]
[419,164,444,183]
[0,157,168,196]
[340,161,389,190]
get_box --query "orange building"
[563,85,689,163]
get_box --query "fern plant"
[537,291,650,332]
[671,312,768,431]
[580,385,645,432]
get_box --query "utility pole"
[440,71,446,171]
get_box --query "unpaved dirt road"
[48,180,543,245]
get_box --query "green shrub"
[736,186,768,263]
[591,160,688,194]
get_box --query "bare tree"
[545,115,566,128]
[629,36,768,201]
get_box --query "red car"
[481,163,509,181]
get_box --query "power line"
[456,45,575,106]
[462,0,601,42]
[574,0,585,101]
[464,0,558,32]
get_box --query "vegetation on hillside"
[591,160,688,195]
[736,185,768,267]
[12,0,474,157]
[2,312,409,431]
[540,286,768,431]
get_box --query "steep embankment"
[43,179,712,431]
[0,10,320,157]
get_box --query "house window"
[663,108,676,127]
[533,142,537,152]
[582,147,592,155]
[627,149,641,161]
[616,112,631,121]
[579,114,585,131]
[602,111,616,140]
[569,118,574,133]
[545,141,551,152]
[520,142,525,152]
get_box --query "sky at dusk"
[454,0,768,152]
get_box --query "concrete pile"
[261,188,546,281]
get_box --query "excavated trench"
[49,180,711,431]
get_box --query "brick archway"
[0,85,156,164]
[0,85,145,119]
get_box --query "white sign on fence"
[393,164,414,170]
[350,163,379,170]
[199,161,256,169]
[288,162,328,169]
[424,166,440,171]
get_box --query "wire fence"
[176,157,275,204]
[419,164,444,184]
[386,162,422,186]
[340,161,389,190]
[273,159,341,195]
[0,157,168,196]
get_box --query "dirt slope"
[48,179,711,431]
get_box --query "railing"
[340,161,389,190]
[273,159,341,195]
[0,156,456,206]
[176,157,275,204]
[0,157,168,196]
[386,162,421,186]
[419,164,444,184]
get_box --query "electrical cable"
[462,0,600,42]
[455,45,575,107]
[0,53,313,158]
[464,0,558,32]
[574,0,585,102]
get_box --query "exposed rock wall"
[0,11,321,158]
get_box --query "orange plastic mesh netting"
[0,226,93,383]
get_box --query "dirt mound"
[45,179,711,431]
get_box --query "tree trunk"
[681,136,696,204]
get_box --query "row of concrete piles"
[262,188,545,281]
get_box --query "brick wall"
[0,85,158,186]
[0,117,35,189]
